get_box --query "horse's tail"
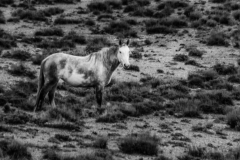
[34,60,45,111]
[37,61,45,94]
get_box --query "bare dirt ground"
[1,0,240,160]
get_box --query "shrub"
[7,17,20,23]
[36,38,75,49]
[96,110,126,123]
[0,0,14,5]
[125,19,138,25]
[85,19,95,26]
[0,140,32,160]
[227,108,240,130]
[105,0,122,9]
[93,137,108,149]
[54,17,81,24]
[159,17,188,28]
[146,25,177,34]
[0,29,16,49]
[189,11,202,20]
[122,0,150,6]
[131,7,154,17]
[228,75,240,83]
[85,37,111,53]
[173,54,189,62]
[62,31,86,44]
[130,50,142,59]
[206,19,217,27]
[42,7,64,17]
[158,1,188,10]
[206,31,229,46]
[154,5,174,18]
[232,10,240,21]
[185,60,200,67]
[119,133,159,155]
[124,65,140,72]
[8,63,36,79]
[34,27,64,36]
[213,63,237,75]
[2,50,31,60]
[188,48,204,57]
[87,1,112,13]
[103,21,137,37]
[12,9,47,21]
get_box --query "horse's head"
[117,39,131,68]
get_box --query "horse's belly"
[63,72,94,87]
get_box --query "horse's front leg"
[95,85,104,114]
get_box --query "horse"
[34,39,131,113]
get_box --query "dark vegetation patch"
[43,149,113,160]
[103,21,137,38]
[0,140,32,160]
[157,0,189,10]
[187,47,204,58]
[130,50,142,59]
[2,50,31,60]
[41,7,64,17]
[0,29,17,49]
[96,110,127,123]
[0,0,14,6]
[122,0,150,6]
[119,133,158,155]
[173,54,189,62]
[124,65,140,72]
[92,137,108,149]
[213,63,237,75]
[8,63,36,79]
[227,108,240,130]
[12,9,48,22]
[35,0,80,4]
[62,31,86,44]
[179,145,240,160]
[36,38,75,49]
[34,27,64,36]
[54,17,81,25]
[0,10,6,24]
[87,1,113,13]
[0,80,37,111]
[85,19,96,26]
[185,60,201,67]
[206,31,229,46]
[85,37,111,53]
[145,18,186,34]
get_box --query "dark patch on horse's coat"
[68,66,73,75]
[59,59,67,69]
[48,62,58,80]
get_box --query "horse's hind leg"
[34,80,57,111]
[48,82,58,108]
[96,85,104,114]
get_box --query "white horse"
[34,39,131,113]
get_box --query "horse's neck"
[102,47,120,72]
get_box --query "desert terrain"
[0,0,240,160]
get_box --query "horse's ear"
[119,39,122,46]
[126,39,130,46]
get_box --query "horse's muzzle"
[123,64,130,69]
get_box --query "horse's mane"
[88,45,119,69]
